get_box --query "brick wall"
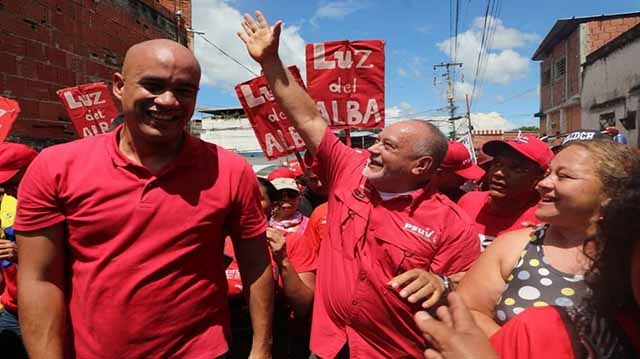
[585,16,640,54]
[0,0,189,147]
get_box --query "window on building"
[599,112,616,130]
[621,111,637,130]
[542,68,551,86]
[554,58,566,80]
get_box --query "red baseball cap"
[440,141,485,180]
[483,134,553,171]
[0,142,38,184]
[267,167,297,181]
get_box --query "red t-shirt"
[457,190,540,248]
[292,202,327,273]
[225,216,313,297]
[310,128,480,358]
[14,127,267,359]
[490,307,576,359]
[490,306,640,358]
[0,264,17,313]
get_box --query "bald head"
[122,39,201,80]
[394,119,449,168]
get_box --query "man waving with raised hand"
[239,12,480,358]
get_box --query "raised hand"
[237,11,283,65]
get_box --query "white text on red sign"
[312,44,374,70]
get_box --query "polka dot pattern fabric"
[494,225,589,325]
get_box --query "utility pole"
[433,62,463,139]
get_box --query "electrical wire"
[195,32,259,77]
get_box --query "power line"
[194,32,259,77]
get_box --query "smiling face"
[535,145,604,229]
[113,40,200,146]
[363,121,435,193]
[272,189,300,220]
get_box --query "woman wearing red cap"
[457,140,639,337]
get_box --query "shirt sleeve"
[490,307,575,359]
[429,211,481,275]
[14,149,66,231]
[311,127,367,191]
[226,160,268,241]
[287,225,318,273]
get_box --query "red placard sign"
[306,40,385,129]
[0,96,20,142]
[235,66,307,160]
[56,82,119,138]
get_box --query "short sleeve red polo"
[309,128,480,358]
[457,191,540,248]
[15,127,267,359]
[289,202,327,273]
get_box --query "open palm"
[238,11,282,64]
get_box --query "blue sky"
[191,0,640,130]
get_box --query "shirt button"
[351,300,358,305]
[359,272,367,281]
[369,227,375,232]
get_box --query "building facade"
[532,12,640,137]
[581,23,640,147]
[1,0,191,147]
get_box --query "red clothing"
[457,190,540,247]
[294,203,328,272]
[490,307,576,359]
[14,127,267,359]
[224,238,244,298]
[225,216,312,296]
[310,128,480,358]
[0,264,17,312]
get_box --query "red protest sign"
[0,97,20,142]
[56,82,119,138]
[235,66,307,160]
[306,40,385,129]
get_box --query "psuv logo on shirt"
[403,223,436,243]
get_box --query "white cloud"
[310,0,367,26]
[397,56,426,79]
[437,16,538,85]
[192,0,306,91]
[386,101,415,125]
[470,112,516,131]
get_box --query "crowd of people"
[0,9,638,359]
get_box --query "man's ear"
[112,72,124,101]
[412,156,435,176]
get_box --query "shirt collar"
[354,176,436,208]
[107,124,202,170]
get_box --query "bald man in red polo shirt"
[240,12,480,358]
[14,39,273,359]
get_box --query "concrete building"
[532,12,640,137]
[581,23,640,147]
[1,0,191,148]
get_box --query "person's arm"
[414,292,499,359]
[233,233,274,359]
[17,224,67,359]
[238,11,327,157]
[456,229,531,336]
[267,228,315,317]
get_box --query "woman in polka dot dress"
[456,140,638,336]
